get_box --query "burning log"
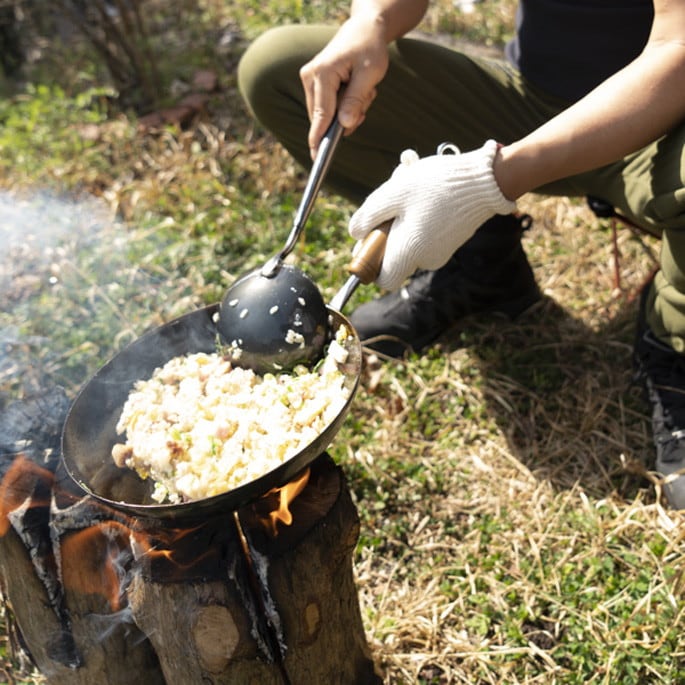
[128,455,380,684]
[0,392,381,684]
[240,459,377,684]
[0,391,164,683]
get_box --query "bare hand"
[299,15,389,157]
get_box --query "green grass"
[2,1,684,683]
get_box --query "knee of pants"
[237,24,336,123]
[660,228,685,293]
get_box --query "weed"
[2,2,683,684]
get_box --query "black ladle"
[216,118,347,373]
[218,222,389,374]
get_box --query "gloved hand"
[348,139,516,291]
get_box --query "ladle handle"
[347,221,391,284]
[281,119,344,259]
[292,119,344,234]
[261,118,344,278]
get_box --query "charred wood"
[0,391,380,683]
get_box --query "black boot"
[349,213,541,357]
[634,281,685,509]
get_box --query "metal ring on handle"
[437,142,460,156]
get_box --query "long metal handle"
[329,222,390,313]
[290,118,344,241]
[261,118,344,277]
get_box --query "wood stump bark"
[0,392,382,684]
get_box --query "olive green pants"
[238,25,685,350]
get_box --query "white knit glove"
[348,139,516,291]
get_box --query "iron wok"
[60,305,361,522]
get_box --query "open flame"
[60,522,132,612]
[0,454,52,535]
[0,432,315,629]
[260,468,311,537]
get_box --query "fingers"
[301,65,339,156]
[348,181,402,240]
[300,73,376,157]
[376,262,407,292]
[338,87,377,132]
[374,223,418,292]
[299,23,387,157]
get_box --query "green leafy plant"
[2,3,684,684]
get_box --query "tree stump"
[0,391,382,684]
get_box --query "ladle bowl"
[216,118,344,374]
[215,115,389,374]
[217,223,390,374]
[217,264,328,374]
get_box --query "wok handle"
[347,221,391,284]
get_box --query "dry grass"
[1,1,684,683]
[343,194,685,682]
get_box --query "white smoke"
[0,188,164,399]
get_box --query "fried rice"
[111,326,353,503]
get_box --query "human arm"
[350,0,685,290]
[495,0,685,200]
[299,0,428,157]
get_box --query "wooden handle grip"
[347,221,390,285]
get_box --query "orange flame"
[262,468,310,536]
[59,522,211,609]
[60,521,133,611]
[0,454,53,535]
[0,454,312,611]
[132,525,218,572]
